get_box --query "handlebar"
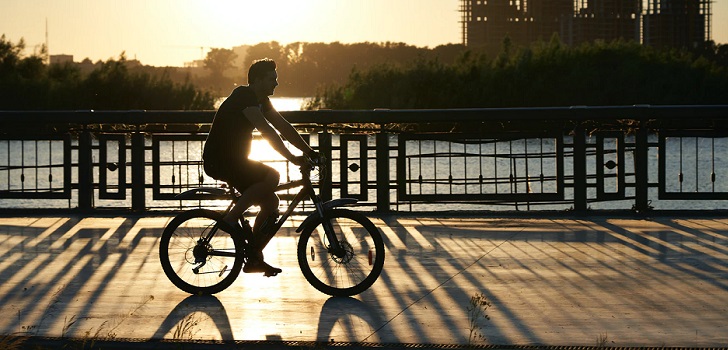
[299,153,327,181]
[271,154,326,193]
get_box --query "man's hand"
[306,150,326,165]
[291,151,325,167]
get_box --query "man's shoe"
[243,256,282,277]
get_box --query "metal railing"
[1,105,728,213]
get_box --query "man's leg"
[241,170,283,276]
[223,169,279,225]
[251,169,280,238]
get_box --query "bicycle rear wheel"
[297,209,385,296]
[159,209,245,295]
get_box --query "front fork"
[318,207,346,258]
[298,198,358,258]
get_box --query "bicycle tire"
[297,209,385,296]
[159,209,245,295]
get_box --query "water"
[215,96,309,111]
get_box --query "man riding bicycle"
[203,58,318,276]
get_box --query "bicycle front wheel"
[297,209,385,296]
[159,209,245,295]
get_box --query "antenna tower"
[45,18,49,64]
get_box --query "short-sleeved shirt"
[203,86,275,189]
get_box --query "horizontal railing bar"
[408,152,561,158]
[2,105,728,126]
[286,105,728,124]
[0,165,66,171]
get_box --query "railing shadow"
[0,216,168,337]
[1,214,727,346]
[372,215,728,345]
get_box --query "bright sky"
[2,0,726,67]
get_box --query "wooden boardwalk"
[1,214,727,347]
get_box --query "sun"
[205,0,321,45]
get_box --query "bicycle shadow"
[316,296,391,343]
[151,294,235,342]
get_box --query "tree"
[0,34,215,110]
[0,35,24,74]
[243,42,286,73]
[204,48,237,81]
[0,35,49,108]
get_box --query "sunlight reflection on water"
[214,97,309,111]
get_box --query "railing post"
[376,125,391,212]
[319,126,332,201]
[573,125,588,211]
[634,119,649,213]
[131,131,146,212]
[78,128,94,210]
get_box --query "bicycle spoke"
[160,210,244,295]
[298,209,384,296]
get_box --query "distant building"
[49,54,73,65]
[643,0,711,49]
[567,0,642,46]
[460,0,711,51]
[232,45,250,69]
[184,59,205,68]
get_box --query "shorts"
[204,157,275,193]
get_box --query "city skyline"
[2,0,727,67]
[462,0,715,50]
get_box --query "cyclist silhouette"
[203,58,318,276]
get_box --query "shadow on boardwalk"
[0,214,727,348]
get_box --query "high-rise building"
[567,0,642,45]
[460,0,711,51]
[643,0,711,49]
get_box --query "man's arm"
[264,109,315,155]
[243,106,299,162]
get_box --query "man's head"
[248,58,278,97]
[248,58,276,83]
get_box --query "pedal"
[264,270,280,277]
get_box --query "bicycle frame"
[256,162,350,258]
[179,161,352,260]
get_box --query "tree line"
[0,35,215,110]
[306,37,728,109]
[239,41,468,97]
[2,33,727,110]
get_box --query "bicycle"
[158,157,385,296]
